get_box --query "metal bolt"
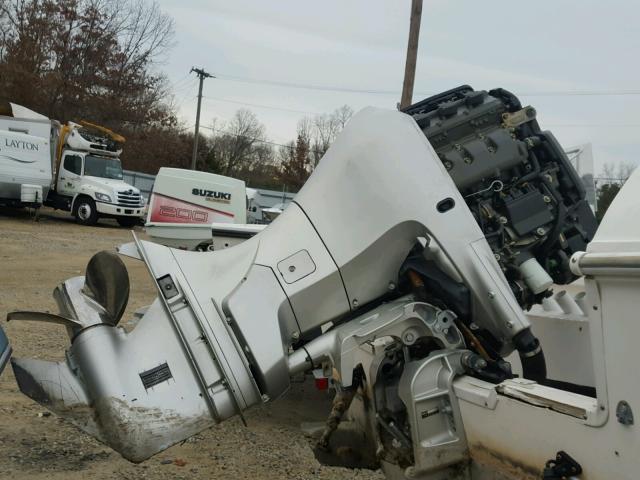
[444,161,453,170]
[488,291,496,299]
[388,282,396,291]
[261,394,270,403]
[494,253,501,261]
[507,321,514,329]
[464,157,473,164]
[352,299,359,308]
[543,195,552,203]
[291,331,300,342]
[499,216,508,224]
[288,265,296,273]
[536,227,545,236]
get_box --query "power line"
[187,94,640,131]
[215,73,400,95]
[202,95,321,115]
[198,94,640,129]
[519,90,640,97]
[172,74,194,92]
[171,72,192,90]
[199,124,292,149]
[198,95,640,127]
[593,176,633,183]
[198,124,324,155]
[173,79,199,111]
[213,72,640,98]
[174,77,198,95]
[545,123,640,128]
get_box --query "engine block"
[405,86,598,308]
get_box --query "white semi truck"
[0,103,144,226]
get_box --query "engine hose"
[513,328,547,383]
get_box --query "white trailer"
[0,118,52,206]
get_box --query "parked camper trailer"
[0,103,144,226]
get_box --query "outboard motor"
[8,88,596,471]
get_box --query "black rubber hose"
[516,149,541,184]
[513,328,547,383]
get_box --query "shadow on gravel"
[0,206,142,230]
[2,432,112,472]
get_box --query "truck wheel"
[116,217,139,228]
[74,197,98,226]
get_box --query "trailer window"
[63,155,82,175]
[84,155,123,180]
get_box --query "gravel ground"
[0,207,384,480]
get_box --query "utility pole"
[190,67,214,170]
[400,0,423,110]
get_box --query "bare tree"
[596,162,637,222]
[310,105,353,166]
[201,109,272,178]
[0,0,175,125]
[601,162,636,185]
[278,118,313,190]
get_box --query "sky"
[158,0,640,175]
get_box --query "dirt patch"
[469,442,540,480]
[0,207,384,480]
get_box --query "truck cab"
[54,150,144,226]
